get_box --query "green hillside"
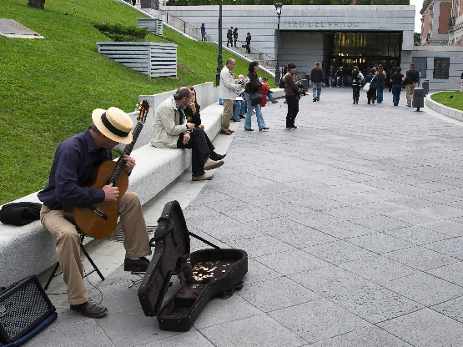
[0,0,267,204]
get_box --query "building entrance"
[323,31,402,86]
[278,31,403,86]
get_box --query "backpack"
[0,202,42,226]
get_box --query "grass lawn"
[431,91,463,111]
[0,0,271,204]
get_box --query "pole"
[275,14,281,85]
[216,2,223,86]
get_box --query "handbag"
[363,75,376,92]
[0,276,57,346]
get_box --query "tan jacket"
[219,66,241,100]
[150,97,188,149]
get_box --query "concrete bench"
[270,88,285,99]
[0,101,223,287]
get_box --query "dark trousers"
[352,85,361,104]
[286,95,299,127]
[233,38,237,47]
[177,128,211,177]
[392,85,401,106]
[367,88,376,104]
[246,43,251,53]
[227,38,233,46]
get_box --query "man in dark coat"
[310,62,324,102]
[283,63,300,129]
[404,63,420,107]
[245,32,251,53]
[233,27,239,47]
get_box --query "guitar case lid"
[138,200,191,316]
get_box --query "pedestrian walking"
[310,62,324,102]
[200,23,207,42]
[351,66,364,104]
[364,67,377,105]
[245,32,251,54]
[404,63,420,107]
[283,63,300,129]
[219,58,242,135]
[233,27,238,47]
[335,66,344,87]
[244,61,269,132]
[376,65,386,104]
[391,67,404,106]
[227,27,233,47]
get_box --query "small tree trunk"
[28,0,45,9]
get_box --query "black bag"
[0,203,42,226]
[278,77,285,89]
[0,276,57,346]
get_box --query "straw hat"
[92,107,133,144]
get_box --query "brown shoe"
[192,172,214,181]
[204,159,224,171]
[220,129,233,135]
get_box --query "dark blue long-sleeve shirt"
[38,130,111,210]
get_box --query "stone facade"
[420,0,451,46]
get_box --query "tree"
[28,0,45,9]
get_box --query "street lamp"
[274,2,283,85]
[215,0,223,86]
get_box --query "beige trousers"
[405,83,415,106]
[222,99,234,131]
[40,192,151,305]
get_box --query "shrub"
[94,23,148,41]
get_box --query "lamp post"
[215,1,223,86]
[274,2,283,85]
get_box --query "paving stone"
[425,237,463,260]
[256,248,327,274]
[424,220,463,237]
[428,261,463,286]
[225,235,296,258]
[379,308,463,346]
[136,329,214,347]
[30,315,114,347]
[194,295,262,329]
[238,276,316,312]
[386,225,452,245]
[350,214,411,232]
[313,220,373,239]
[339,255,416,285]
[97,312,177,346]
[304,240,376,265]
[243,258,281,284]
[347,232,413,254]
[386,246,459,271]
[270,298,367,344]
[200,314,306,347]
[432,296,463,324]
[311,325,412,347]
[386,271,463,306]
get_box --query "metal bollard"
[413,88,425,112]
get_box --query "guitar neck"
[110,121,145,184]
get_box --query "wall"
[278,31,324,74]
[402,46,463,90]
[164,5,415,60]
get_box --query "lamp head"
[274,2,283,16]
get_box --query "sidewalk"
[33,89,463,346]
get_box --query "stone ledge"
[0,95,223,287]
[425,92,463,122]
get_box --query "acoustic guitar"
[74,100,149,239]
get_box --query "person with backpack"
[244,61,269,132]
[404,63,420,107]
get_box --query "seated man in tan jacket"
[151,87,224,181]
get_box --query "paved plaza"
[34,89,463,346]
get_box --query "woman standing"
[365,67,377,105]
[376,65,386,104]
[351,66,364,104]
[390,67,404,107]
[244,61,269,132]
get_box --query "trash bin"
[413,87,425,111]
[422,80,430,95]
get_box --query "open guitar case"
[138,201,248,332]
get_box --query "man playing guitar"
[38,107,151,318]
